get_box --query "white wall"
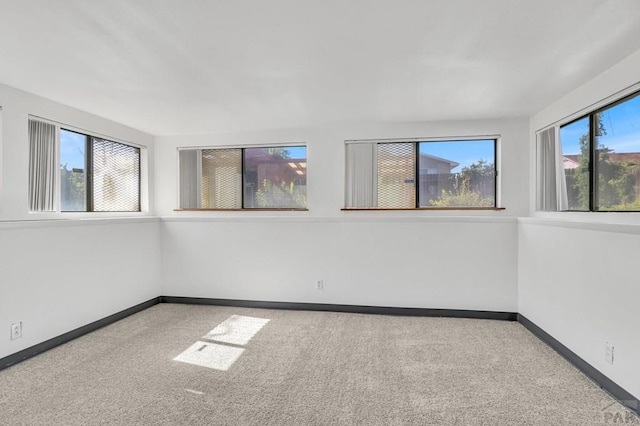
[0,83,161,361]
[0,219,161,360]
[519,220,640,399]
[162,217,517,311]
[156,119,527,311]
[521,48,640,400]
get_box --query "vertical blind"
[536,127,567,211]
[345,143,377,208]
[179,149,201,208]
[28,119,56,212]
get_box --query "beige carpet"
[0,304,635,425]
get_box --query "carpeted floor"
[0,304,636,425]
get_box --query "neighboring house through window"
[345,138,498,209]
[178,145,307,210]
[538,90,640,212]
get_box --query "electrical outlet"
[10,322,22,340]
[605,342,614,365]
[316,279,324,290]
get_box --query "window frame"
[343,136,502,211]
[59,128,141,213]
[557,89,640,213]
[28,116,144,214]
[176,144,308,211]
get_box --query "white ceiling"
[1,0,640,136]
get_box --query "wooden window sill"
[174,208,309,212]
[341,207,505,211]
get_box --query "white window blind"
[28,119,56,212]
[201,148,242,209]
[179,149,201,209]
[345,143,377,208]
[376,142,416,208]
[536,127,568,211]
[92,138,140,212]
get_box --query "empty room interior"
[1,1,640,424]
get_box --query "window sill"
[341,207,505,211]
[520,216,640,235]
[174,208,309,212]
[0,216,159,230]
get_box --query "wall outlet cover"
[605,342,614,365]
[10,322,22,340]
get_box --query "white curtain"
[28,119,56,212]
[345,143,377,208]
[537,127,567,211]
[179,149,201,208]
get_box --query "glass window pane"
[418,140,495,207]
[243,146,307,208]
[201,148,242,209]
[60,129,87,212]
[376,142,415,208]
[594,94,640,211]
[560,117,590,211]
[92,138,140,212]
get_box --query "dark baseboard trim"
[160,296,518,321]
[0,296,513,373]
[3,295,637,420]
[0,297,161,373]
[518,314,639,417]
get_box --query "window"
[559,117,590,210]
[29,119,141,213]
[178,146,307,210]
[345,139,498,209]
[60,130,87,211]
[543,91,640,212]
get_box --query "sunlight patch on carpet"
[174,341,244,371]
[202,315,270,346]
[174,315,270,371]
